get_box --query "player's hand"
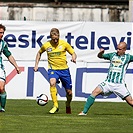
[99,48,104,52]
[34,66,38,72]
[71,58,76,63]
[71,53,77,63]
[16,67,21,74]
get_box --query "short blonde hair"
[50,28,60,36]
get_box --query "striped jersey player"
[79,42,133,115]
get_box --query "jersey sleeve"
[39,43,46,54]
[65,41,75,55]
[102,53,114,60]
[129,55,133,62]
[3,43,11,58]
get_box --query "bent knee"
[92,87,103,96]
[66,89,72,95]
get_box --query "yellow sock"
[50,86,58,108]
[66,93,72,107]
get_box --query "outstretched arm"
[34,51,42,72]
[97,48,105,58]
[71,52,77,63]
[8,55,21,74]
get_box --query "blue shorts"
[48,68,72,90]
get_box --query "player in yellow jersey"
[34,28,77,114]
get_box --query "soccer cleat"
[49,106,59,114]
[78,111,87,116]
[66,106,71,114]
[0,108,5,112]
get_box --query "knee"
[125,96,133,106]
[0,88,5,93]
[66,90,72,95]
[50,79,56,87]
[92,87,103,97]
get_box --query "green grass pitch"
[0,99,133,133]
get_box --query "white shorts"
[0,68,6,81]
[98,81,130,100]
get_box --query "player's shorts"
[0,68,6,81]
[48,68,72,90]
[98,81,131,100]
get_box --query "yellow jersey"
[39,39,75,70]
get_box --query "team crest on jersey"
[51,71,54,74]
[112,58,122,67]
[47,48,52,52]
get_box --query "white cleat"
[0,108,5,112]
[78,111,87,116]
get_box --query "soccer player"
[34,28,77,114]
[0,24,21,112]
[79,42,133,115]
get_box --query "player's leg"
[78,86,103,115]
[125,96,133,107]
[114,83,133,107]
[65,89,72,114]
[48,69,59,114]
[0,81,6,112]
[60,69,72,114]
[78,81,109,115]
[49,78,59,113]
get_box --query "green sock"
[0,92,7,109]
[83,95,95,114]
[66,94,72,107]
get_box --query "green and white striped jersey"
[0,40,11,69]
[102,52,133,84]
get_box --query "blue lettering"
[75,67,133,98]
[31,31,44,48]
[47,35,51,39]
[111,37,125,49]
[90,32,95,49]
[27,67,66,97]
[3,30,132,50]
[75,68,116,98]
[76,36,88,50]
[97,36,110,50]
[65,32,74,47]
[4,34,16,47]
[27,67,35,96]
[18,35,29,48]
[26,67,133,98]
[127,32,131,50]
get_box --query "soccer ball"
[36,94,48,106]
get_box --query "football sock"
[50,86,58,108]
[66,93,72,107]
[83,94,95,114]
[0,96,2,110]
[0,92,7,109]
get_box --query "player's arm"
[34,51,42,72]
[3,44,21,74]
[8,55,21,74]
[71,52,77,63]
[34,43,46,72]
[65,41,77,63]
[97,48,105,58]
[129,55,133,62]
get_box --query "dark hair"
[0,24,6,31]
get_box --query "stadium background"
[0,0,130,21]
